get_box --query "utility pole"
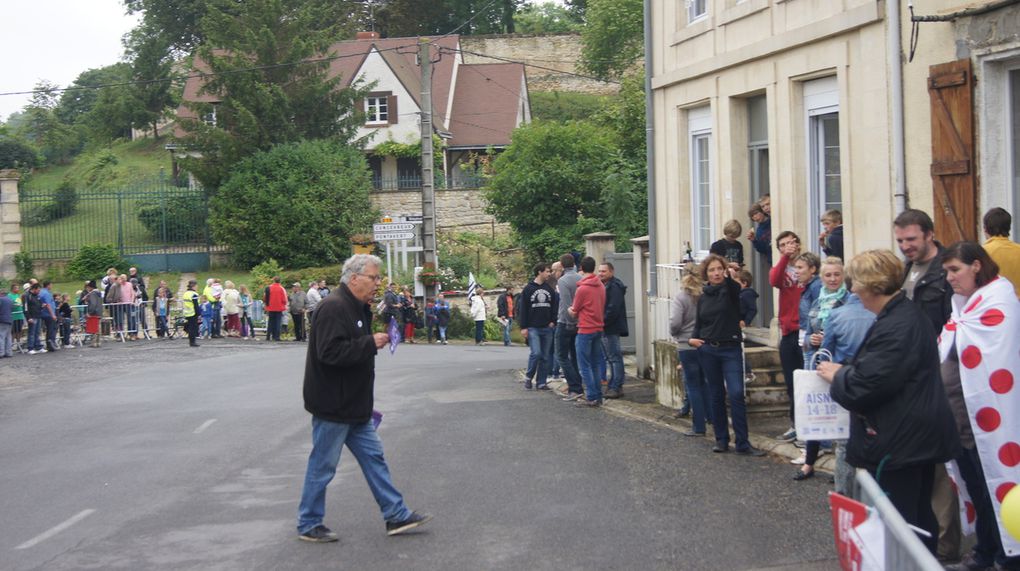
[419,39,438,301]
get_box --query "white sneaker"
[790,452,807,465]
[28,350,37,355]
[38,348,47,353]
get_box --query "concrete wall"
[369,187,507,232]
[461,33,620,95]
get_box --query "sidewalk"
[534,359,837,475]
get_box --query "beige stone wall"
[460,33,620,95]
[0,170,22,278]
[369,188,508,232]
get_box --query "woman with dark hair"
[817,249,959,555]
[770,230,806,442]
[938,241,1020,570]
[688,254,765,456]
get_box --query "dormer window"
[363,92,397,126]
[202,103,218,127]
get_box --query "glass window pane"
[748,96,768,144]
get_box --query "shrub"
[21,181,79,226]
[66,244,128,281]
[137,195,207,242]
[250,258,284,297]
[13,251,34,283]
[0,138,39,169]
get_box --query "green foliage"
[20,138,172,192]
[594,73,647,164]
[528,91,608,122]
[82,151,120,188]
[514,2,583,33]
[485,120,615,237]
[178,0,372,189]
[21,181,79,226]
[125,24,179,137]
[13,251,34,283]
[66,244,128,281]
[377,0,521,36]
[0,138,39,169]
[18,82,85,165]
[579,0,643,81]
[212,140,378,268]
[137,195,207,241]
[250,258,284,295]
[124,0,210,57]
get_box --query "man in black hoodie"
[598,262,629,398]
[297,254,431,543]
[519,262,558,390]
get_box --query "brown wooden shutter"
[388,94,398,124]
[928,58,977,243]
[355,97,365,121]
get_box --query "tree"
[123,0,211,57]
[484,121,618,258]
[514,2,583,34]
[0,138,39,169]
[18,81,84,165]
[578,0,643,81]
[177,0,371,189]
[376,0,520,37]
[211,140,377,268]
[125,25,179,137]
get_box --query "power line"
[430,0,506,43]
[0,43,419,99]
[443,47,619,85]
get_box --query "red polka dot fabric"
[938,277,1020,556]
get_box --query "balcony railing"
[370,174,487,191]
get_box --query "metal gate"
[19,179,211,272]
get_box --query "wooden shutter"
[388,94,398,124]
[928,58,977,243]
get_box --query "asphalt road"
[1,340,839,570]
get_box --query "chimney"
[356,31,380,40]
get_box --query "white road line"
[194,418,218,434]
[16,509,96,550]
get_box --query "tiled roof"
[447,63,527,148]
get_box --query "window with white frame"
[1010,68,1020,237]
[687,0,707,23]
[202,104,218,127]
[689,106,713,254]
[803,76,841,248]
[366,95,389,123]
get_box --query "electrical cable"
[441,46,618,84]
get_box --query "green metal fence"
[19,179,212,271]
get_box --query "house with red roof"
[174,32,530,190]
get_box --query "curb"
[526,372,836,474]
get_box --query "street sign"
[373,222,415,232]
[373,231,415,241]
[404,214,423,222]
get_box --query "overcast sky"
[0,1,139,121]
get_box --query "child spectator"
[819,209,844,261]
[710,219,744,267]
[746,203,772,265]
[199,300,212,339]
[155,288,170,338]
[58,294,73,346]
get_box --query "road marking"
[194,419,217,434]
[16,509,96,550]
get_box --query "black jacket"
[692,277,742,343]
[303,283,378,424]
[518,282,557,329]
[830,292,959,471]
[497,293,513,319]
[902,243,953,331]
[602,277,629,336]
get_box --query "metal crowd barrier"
[852,469,943,570]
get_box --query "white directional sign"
[373,223,415,232]
[373,231,415,241]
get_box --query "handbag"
[793,349,850,441]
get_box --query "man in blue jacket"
[297,254,431,543]
[598,262,629,398]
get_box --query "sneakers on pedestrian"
[536,384,551,391]
[734,446,767,457]
[524,382,533,390]
[744,372,756,385]
[776,428,797,442]
[944,552,994,571]
[28,350,37,355]
[561,392,584,402]
[298,525,338,543]
[575,399,602,408]
[38,348,47,353]
[604,388,624,399]
[790,452,807,465]
[386,511,433,536]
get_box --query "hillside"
[22,138,173,191]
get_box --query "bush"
[137,195,207,242]
[13,251,34,283]
[66,244,128,281]
[250,258,284,297]
[0,138,39,169]
[21,181,79,226]
[211,140,378,269]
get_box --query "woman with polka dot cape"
[938,241,1020,569]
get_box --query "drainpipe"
[889,0,908,214]
[644,0,657,296]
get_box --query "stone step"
[743,346,780,368]
[747,366,785,387]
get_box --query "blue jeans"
[474,321,485,343]
[525,326,554,387]
[297,416,411,534]
[575,331,605,402]
[27,318,42,350]
[550,324,561,376]
[678,349,712,433]
[210,302,222,336]
[42,315,57,350]
[602,334,625,391]
[556,325,582,394]
[502,318,513,346]
[699,344,751,451]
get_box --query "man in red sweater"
[768,231,804,441]
[264,276,288,341]
[568,256,606,407]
